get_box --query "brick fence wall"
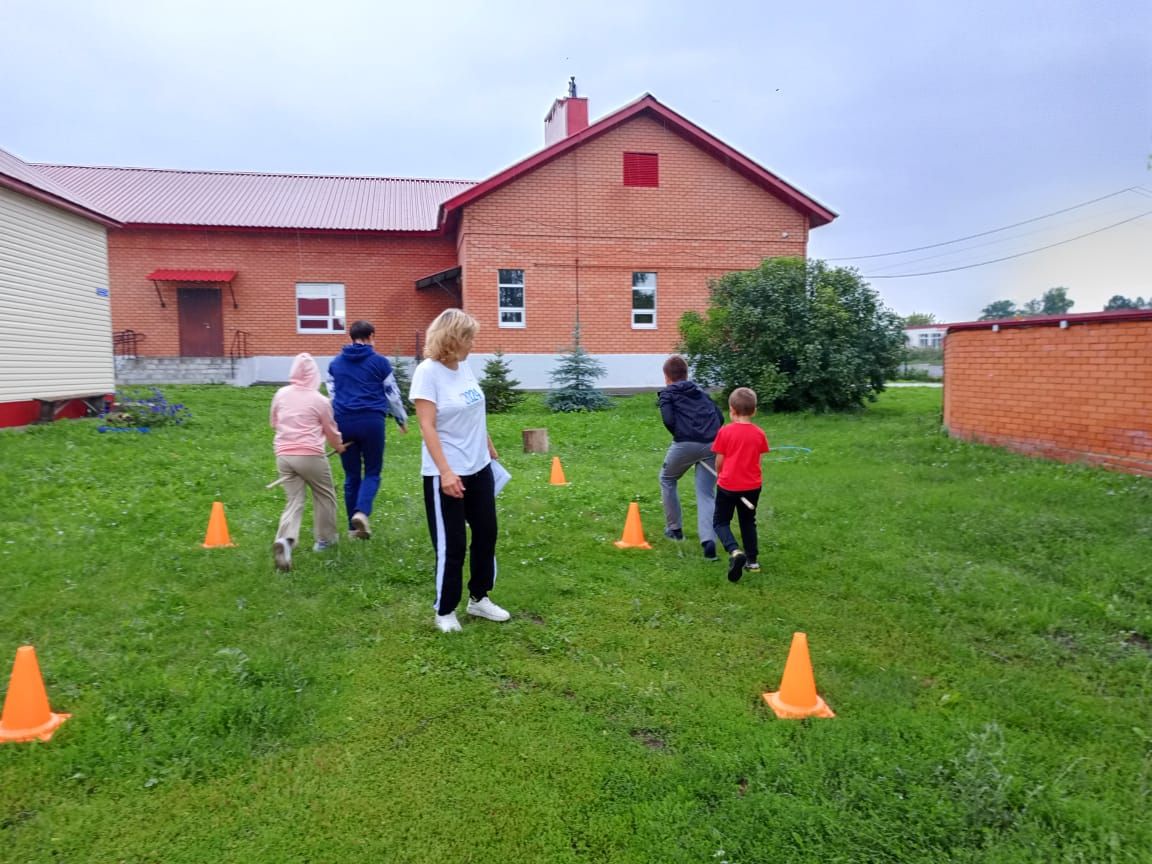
[943,312,1152,476]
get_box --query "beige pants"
[275,454,339,545]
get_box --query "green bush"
[679,257,906,412]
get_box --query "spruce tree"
[480,350,526,413]
[545,323,612,412]
[390,355,415,414]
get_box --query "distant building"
[33,89,836,389]
[904,325,948,349]
[0,147,118,428]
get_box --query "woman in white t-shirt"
[410,309,510,633]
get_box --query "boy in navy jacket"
[657,355,724,560]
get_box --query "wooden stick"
[698,460,755,510]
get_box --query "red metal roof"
[34,164,474,232]
[147,269,238,282]
[439,93,837,230]
[947,309,1152,332]
[0,147,119,226]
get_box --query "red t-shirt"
[711,421,770,491]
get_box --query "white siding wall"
[0,186,114,401]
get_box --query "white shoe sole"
[350,514,371,539]
[466,605,510,622]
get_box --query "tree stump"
[522,428,549,453]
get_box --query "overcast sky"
[3,0,1149,322]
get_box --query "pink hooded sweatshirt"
[270,353,343,456]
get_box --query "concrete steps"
[115,356,235,385]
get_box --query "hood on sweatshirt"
[289,352,322,390]
[339,343,376,364]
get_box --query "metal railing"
[112,329,144,358]
[229,330,252,360]
[229,330,252,378]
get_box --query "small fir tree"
[479,350,526,414]
[390,355,415,414]
[545,323,613,413]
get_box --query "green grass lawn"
[1,386,1150,863]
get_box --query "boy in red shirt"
[710,387,770,582]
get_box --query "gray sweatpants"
[275,454,340,546]
[659,440,717,543]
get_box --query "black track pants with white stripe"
[423,464,498,616]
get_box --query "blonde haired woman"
[410,309,510,632]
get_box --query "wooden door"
[177,287,223,356]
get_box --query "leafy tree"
[545,323,613,412]
[1040,286,1074,315]
[1104,295,1149,310]
[1021,298,1043,315]
[903,312,938,327]
[979,300,1018,320]
[479,350,526,414]
[678,257,905,413]
[390,356,415,414]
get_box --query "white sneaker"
[466,596,511,622]
[273,538,292,571]
[434,612,463,633]
[350,512,371,539]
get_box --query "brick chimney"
[544,77,589,145]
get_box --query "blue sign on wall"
[96,287,109,297]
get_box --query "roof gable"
[0,147,118,226]
[438,94,836,229]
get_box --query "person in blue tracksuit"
[325,320,408,539]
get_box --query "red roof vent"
[623,152,659,187]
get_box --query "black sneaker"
[702,540,718,561]
[664,528,684,541]
[727,550,747,582]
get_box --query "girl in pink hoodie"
[270,353,346,571]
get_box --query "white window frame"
[631,271,657,329]
[295,283,346,334]
[498,268,525,328]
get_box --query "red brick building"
[944,310,1152,476]
[38,92,835,388]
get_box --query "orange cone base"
[762,690,835,719]
[201,540,236,549]
[613,538,652,550]
[0,711,70,743]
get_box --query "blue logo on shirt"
[462,387,483,405]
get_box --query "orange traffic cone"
[613,501,652,549]
[201,501,235,548]
[549,457,568,486]
[0,646,71,743]
[762,632,835,719]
